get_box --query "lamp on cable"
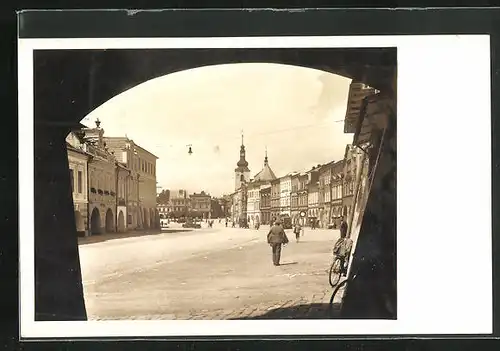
[187,144,193,155]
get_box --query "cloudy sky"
[81,63,353,197]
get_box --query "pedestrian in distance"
[267,219,289,266]
[293,222,302,243]
[340,216,348,236]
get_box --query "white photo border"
[18,35,492,338]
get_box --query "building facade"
[170,189,189,216]
[259,185,272,225]
[66,131,89,237]
[230,190,241,224]
[157,202,172,219]
[245,149,278,226]
[270,178,281,223]
[246,181,262,226]
[318,161,336,228]
[115,163,129,232]
[306,166,320,227]
[342,145,358,220]
[290,173,300,224]
[297,173,308,226]
[83,122,119,235]
[190,191,212,219]
[279,174,293,217]
[104,134,159,230]
[330,160,345,227]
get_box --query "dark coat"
[267,224,289,244]
[340,220,348,235]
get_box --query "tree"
[157,189,170,204]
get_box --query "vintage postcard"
[18,10,492,339]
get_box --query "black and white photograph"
[38,46,397,322]
[18,10,493,339]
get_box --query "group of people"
[266,215,351,267]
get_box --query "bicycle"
[328,254,348,287]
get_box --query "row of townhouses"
[228,140,362,228]
[229,80,379,229]
[156,190,219,219]
[157,190,232,220]
[67,119,159,236]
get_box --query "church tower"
[235,131,251,190]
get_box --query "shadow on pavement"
[232,303,341,319]
[78,229,193,245]
[279,262,298,266]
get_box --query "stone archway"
[74,210,85,236]
[105,208,114,233]
[90,207,101,235]
[117,210,125,232]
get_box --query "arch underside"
[34,48,396,134]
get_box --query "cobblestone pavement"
[81,224,344,320]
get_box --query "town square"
[66,69,381,320]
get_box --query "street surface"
[79,222,345,320]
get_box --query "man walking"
[340,215,348,236]
[267,219,289,266]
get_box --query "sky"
[81,63,353,198]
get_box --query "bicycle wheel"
[328,279,348,317]
[328,258,342,287]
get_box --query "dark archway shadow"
[90,207,101,235]
[231,303,341,320]
[105,208,114,233]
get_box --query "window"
[77,171,82,193]
[69,169,74,193]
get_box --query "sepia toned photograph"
[18,9,494,340]
[30,46,397,323]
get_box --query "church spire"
[236,130,249,169]
[264,146,268,166]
